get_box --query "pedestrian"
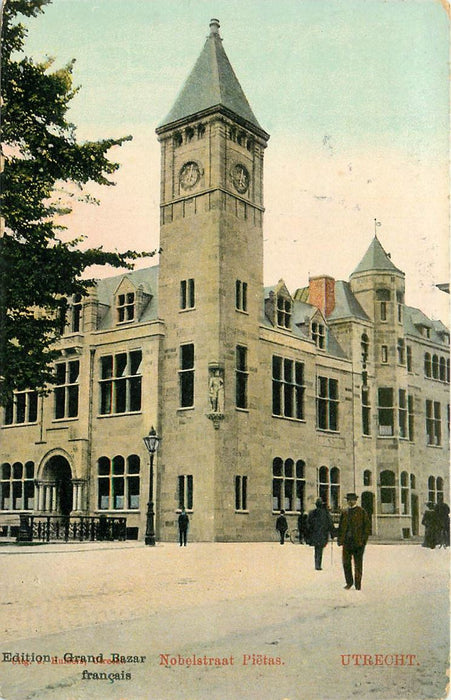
[421,502,438,549]
[435,499,450,548]
[297,512,309,544]
[275,509,288,544]
[178,507,189,546]
[337,492,371,590]
[307,498,335,570]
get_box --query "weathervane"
[374,218,382,236]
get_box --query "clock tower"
[155,19,269,541]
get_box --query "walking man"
[178,507,189,546]
[275,509,288,544]
[307,498,335,570]
[337,493,370,590]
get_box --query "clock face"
[231,163,249,193]
[180,161,200,190]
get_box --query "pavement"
[0,541,449,700]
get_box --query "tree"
[0,0,154,402]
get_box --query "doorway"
[361,491,374,535]
[42,455,73,515]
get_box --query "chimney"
[308,276,335,317]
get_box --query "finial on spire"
[209,18,220,36]
[374,218,381,237]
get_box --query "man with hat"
[337,493,371,590]
[307,498,335,570]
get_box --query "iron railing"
[17,514,127,543]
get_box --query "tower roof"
[351,236,403,277]
[157,19,266,136]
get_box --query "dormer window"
[185,127,194,142]
[117,292,135,323]
[312,322,326,349]
[197,124,205,139]
[173,132,183,148]
[69,294,83,333]
[277,296,291,330]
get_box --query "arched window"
[330,467,340,511]
[363,469,372,486]
[436,477,444,503]
[98,455,140,510]
[428,475,436,503]
[0,461,34,511]
[272,458,305,512]
[424,353,431,378]
[432,355,439,379]
[439,357,446,382]
[380,470,396,514]
[318,466,329,507]
[361,334,369,365]
[400,471,409,514]
[410,473,416,490]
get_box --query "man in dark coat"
[297,512,309,544]
[178,507,189,546]
[337,492,371,590]
[275,510,288,544]
[421,502,438,549]
[435,499,450,548]
[307,498,335,570]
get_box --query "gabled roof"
[328,281,370,322]
[158,19,265,134]
[351,236,403,276]
[404,305,449,345]
[95,265,159,329]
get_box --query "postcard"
[0,1,449,699]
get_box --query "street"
[0,541,448,700]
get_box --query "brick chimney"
[308,276,335,317]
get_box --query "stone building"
[1,20,449,542]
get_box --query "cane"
[330,538,334,566]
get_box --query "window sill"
[235,510,249,514]
[177,406,195,412]
[95,509,139,514]
[52,417,79,424]
[97,411,143,418]
[316,429,340,435]
[236,407,249,413]
[179,307,196,313]
[1,422,39,429]
[426,443,443,449]
[272,414,306,423]
[235,309,249,315]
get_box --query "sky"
[18,0,450,323]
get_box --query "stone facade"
[1,20,449,542]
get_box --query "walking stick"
[330,538,334,565]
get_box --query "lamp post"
[143,426,160,546]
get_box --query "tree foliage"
[0,0,154,401]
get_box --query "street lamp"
[143,426,160,546]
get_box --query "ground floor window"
[97,455,140,510]
[235,475,248,511]
[317,465,340,510]
[380,469,396,513]
[178,475,193,510]
[0,461,35,510]
[272,458,305,512]
[428,475,444,504]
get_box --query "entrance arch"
[40,455,73,515]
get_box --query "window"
[363,469,372,487]
[97,455,140,510]
[100,350,142,415]
[406,346,412,372]
[272,356,305,420]
[54,360,79,419]
[439,357,446,382]
[0,461,34,510]
[272,458,305,512]
[316,376,338,431]
[312,322,326,349]
[376,289,390,320]
[179,344,194,408]
[178,475,193,510]
[377,388,394,436]
[424,353,431,377]
[361,386,371,435]
[408,395,414,441]
[436,477,444,503]
[428,475,436,503]
[276,295,291,329]
[4,390,38,426]
[400,471,409,514]
[426,400,441,446]
[235,475,248,511]
[380,470,396,514]
[317,465,340,510]
[361,334,369,365]
[398,389,407,438]
[236,345,248,409]
[235,280,248,312]
[180,279,195,310]
[447,359,450,384]
[432,355,439,380]
[381,346,388,363]
[397,339,405,365]
[68,294,83,333]
[117,292,135,323]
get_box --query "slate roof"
[158,20,265,134]
[95,265,159,329]
[404,305,449,345]
[351,236,403,276]
[328,281,370,321]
